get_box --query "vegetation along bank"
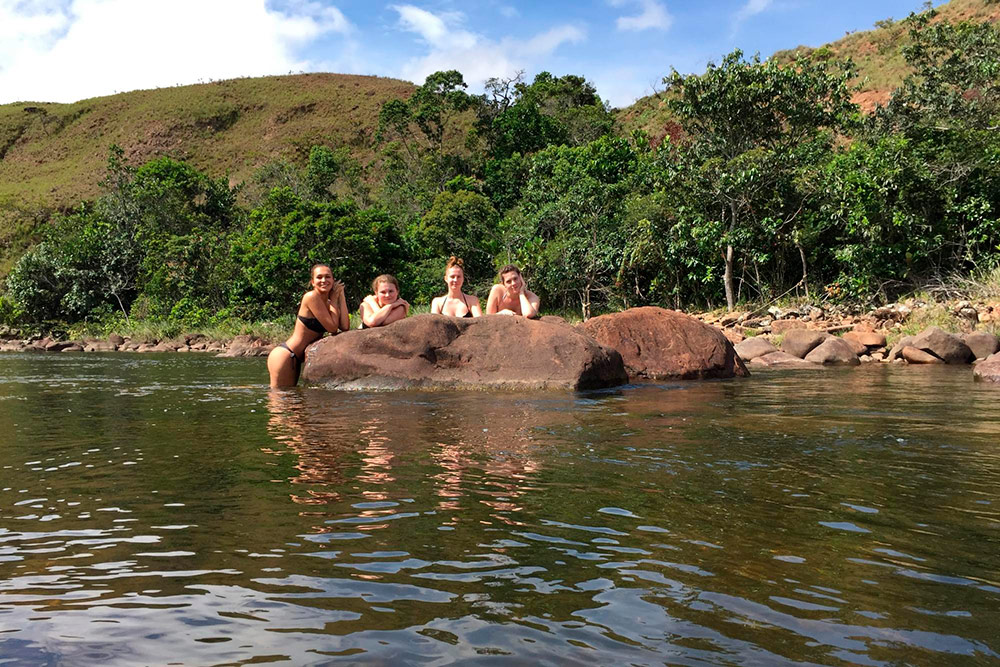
[3,5,1000,344]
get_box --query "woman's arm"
[519,289,540,319]
[430,296,444,315]
[304,291,341,333]
[334,287,349,332]
[469,296,483,317]
[361,296,405,327]
[485,285,501,314]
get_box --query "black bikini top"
[298,315,328,334]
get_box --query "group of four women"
[267,258,541,387]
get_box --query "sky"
[0,0,946,108]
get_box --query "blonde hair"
[371,274,399,293]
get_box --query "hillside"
[0,73,415,212]
[617,0,1000,142]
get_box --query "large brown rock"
[911,326,973,364]
[302,314,628,390]
[962,332,1000,360]
[580,307,749,380]
[781,329,828,359]
[734,336,777,361]
[804,337,861,365]
[973,352,1000,383]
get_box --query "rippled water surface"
[1,353,999,665]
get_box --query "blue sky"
[0,0,943,107]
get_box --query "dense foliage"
[4,10,1000,328]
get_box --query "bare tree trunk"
[723,208,737,312]
[582,283,591,321]
[797,241,810,299]
[723,244,735,311]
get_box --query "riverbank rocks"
[581,306,749,380]
[302,314,628,391]
[911,327,973,364]
[734,337,777,361]
[803,337,861,365]
[902,346,944,364]
[781,329,828,358]
[962,331,1000,360]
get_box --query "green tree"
[664,50,857,310]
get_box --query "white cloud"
[734,0,774,26]
[0,0,353,103]
[609,0,672,32]
[391,5,585,88]
[498,5,519,19]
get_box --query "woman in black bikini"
[267,263,349,387]
[430,257,482,318]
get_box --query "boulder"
[961,331,1000,360]
[108,333,125,347]
[902,346,944,365]
[973,352,1000,383]
[748,351,814,367]
[804,337,861,365]
[844,330,887,349]
[911,327,973,364]
[303,314,628,391]
[581,307,749,380]
[735,337,778,361]
[781,329,828,359]
[45,340,76,352]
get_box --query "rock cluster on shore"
[0,331,273,357]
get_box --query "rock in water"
[749,351,814,367]
[301,314,628,391]
[973,352,1000,383]
[580,306,749,380]
[803,337,861,365]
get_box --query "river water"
[0,352,998,666]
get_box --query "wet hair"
[371,274,399,293]
[445,256,464,274]
[498,264,521,279]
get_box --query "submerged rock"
[302,314,628,391]
[581,306,749,380]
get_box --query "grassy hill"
[618,0,1000,143]
[0,73,415,211]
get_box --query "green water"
[1,353,998,665]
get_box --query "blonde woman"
[359,274,410,328]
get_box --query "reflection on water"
[1,354,999,665]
